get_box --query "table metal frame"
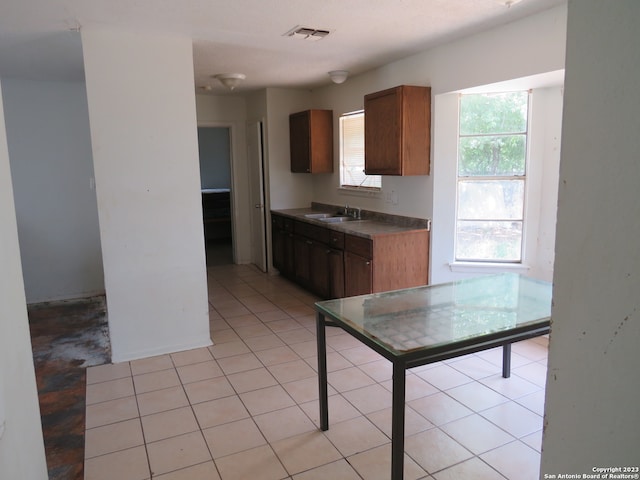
[315,283,550,480]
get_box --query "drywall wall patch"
[0,379,5,439]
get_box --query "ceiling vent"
[284,26,331,41]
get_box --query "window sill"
[449,262,530,274]
[337,187,382,198]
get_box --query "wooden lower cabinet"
[271,212,428,299]
[344,251,372,297]
[309,241,330,298]
[293,235,312,285]
[345,231,429,295]
[327,248,345,299]
[376,231,429,292]
[272,215,294,277]
[295,233,344,299]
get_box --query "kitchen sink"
[319,216,357,223]
[304,211,361,222]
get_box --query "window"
[339,111,381,189]
[455,91,529,262]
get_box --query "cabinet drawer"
[345,234,372,259]
[294,220,324,240]
[272,214,293,232]
[326,231,345,250]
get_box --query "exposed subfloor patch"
[29,295,111,480]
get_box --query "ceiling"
[0,0,565,95]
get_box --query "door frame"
[247,120,268,272]
[197,122,236,263]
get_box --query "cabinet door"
[283,232,295,277]
[364,87,402,175]
[289,111,311,173]
[364,85,431,176]
[345,252,372,297]
[272,226,285,273]
[308,110,333,173]
[310,242,330,298]
[293,235,311,284]
[289,110,333,173]
[272,215,295,278]
[327,248,345,299]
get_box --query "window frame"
[454,90,531,264]
[339,110,382,191]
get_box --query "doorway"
[198,126,233,266]
[247,121,268,272]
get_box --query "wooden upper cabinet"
[289,109,333,173]
[364,85,431,176]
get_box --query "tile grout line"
[211,274,377,478]
[85,265,548,480]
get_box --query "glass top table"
[314,273,552,480]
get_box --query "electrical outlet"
[385,190,399,205]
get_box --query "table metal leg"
[316,312,329,431]
[502,343,511,378]
[391,361,406,480]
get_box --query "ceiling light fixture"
[213,73,246,91]
[328,70,349,84]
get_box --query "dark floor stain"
[28,295,110,480]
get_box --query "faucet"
[340,204,361,219]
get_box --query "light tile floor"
[84,264,549,480]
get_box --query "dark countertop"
[272,204,430,239]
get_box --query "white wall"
[2,79,104,303]
[245,89,268,209]
[195,94,251,264]
[311,71,435,220]
[198,127,231,189]
[264,88,316,210]
[82,28,210,362]
[528,87,563,282]
[310,5,567,283]
[0,83,48,480]
[541,0,640,473]
[310,5,567,222]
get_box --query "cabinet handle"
[365,261,371,265]
[306,240,313,245]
